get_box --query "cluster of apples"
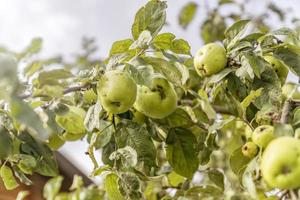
[97,70,178,119]
[242,125,300,189]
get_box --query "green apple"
[194,43,227,77]
[264,55,288,85]
[261,136,300,189]
[282,83,300,100]
[295,128,300,139]
[242,141,258,158]
[244,125,253,139]
[83,89,97,104]
[252,125,275,148]
[97,70,137,114]
[134,77,177,119]
[131,108,145,125]
[55,106,86,141]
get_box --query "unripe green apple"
[295,128,300,139]
[261,136,300,189]
[282,83,300,100]
[131,108,146,125]
[264,55,288,85]
[83,89,97,104]
[194,43,227,77]
[242,141,258,158]
[134,77,177,119]
[244,125,253,139]
[97,70,137,114]
[55,106,86,141]
[252,125,275,148]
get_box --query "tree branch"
[280,99,293,124]
[19,83,92,100]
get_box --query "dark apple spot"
[281,166,291,175]
[259,127,266,132]
[111,101,121,107]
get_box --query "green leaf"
[225,20,251,50]
[104,173,125,200]
[273,44,300,77]
[201,12,226,44]
[15,154,37,175]
[251,66,281,109]
[152,33,176,50]
[109,39,133,56]
[170,39,191,55]
[43,176,63,200]
[208,169,224,190]
[178,2,197,29]
[84,101,102,132]
[225,19,250,40]
[229,147,251,174]
[18,131,59,177]
[22,38,42,56]
[110,146,138,168]
[208,68,233,84]
[115,122,157,167]
[131,0,167,39]
[166,128,199,179]
[10,96,50,141]
[0,53,18,84]
[36,69,73,87]
[241,88,263,110]
[236,52,266,80]
[0,127,12,159]
[0,165,19,190]
[130,30,152,49]
[167,171,186,187]
[143,57,183,85]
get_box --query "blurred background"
[1,0,299,181]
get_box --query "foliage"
[1,0,300,199]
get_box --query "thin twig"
[280,99,293,124]
[19,83,92,100]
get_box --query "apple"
[282,83,300,100]
[83,89,97,104]
[131,108,146,125]
[97,70,137,114]
[261,136,300,189]
[194,43,227,77]
[295,128,300,139]
[252,125,275,148]
[55,106,86,141]
[264,55,288,85]
[134,77,177,119]
[242,141,258,158]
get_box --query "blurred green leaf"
[43,176,63,200]
[178,2,197,29]
[0,165,19,190]
[109,39,133,56]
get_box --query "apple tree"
[1,0,300,199]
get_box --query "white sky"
[0,0,299,180]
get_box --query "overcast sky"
[1,0,299,179]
